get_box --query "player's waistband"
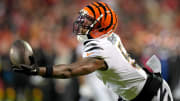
[130,68,163,101]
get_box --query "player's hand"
[12,64,39,75]
[12,56,39,75]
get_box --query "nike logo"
[86,52,94,56]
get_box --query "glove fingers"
[20,64,32,70]
[13,69,31,75]
[11,65,19,69]
[12,68,25,73]
[11,64,38,75]
[12,67,22,71]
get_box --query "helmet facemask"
[73,9,103,42]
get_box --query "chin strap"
[77,34,88,42]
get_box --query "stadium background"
[0,0,180,101]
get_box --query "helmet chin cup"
[77,35,88,42]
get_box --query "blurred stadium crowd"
[0,0,179,101]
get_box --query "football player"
[12,1,173,101]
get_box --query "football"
[9,40,34,67]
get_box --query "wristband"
[44,65,53,77]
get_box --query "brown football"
[9,40,33,67]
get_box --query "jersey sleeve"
[82,39,104,58]
[82,38,120,70]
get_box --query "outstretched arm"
[38,57,107,78]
